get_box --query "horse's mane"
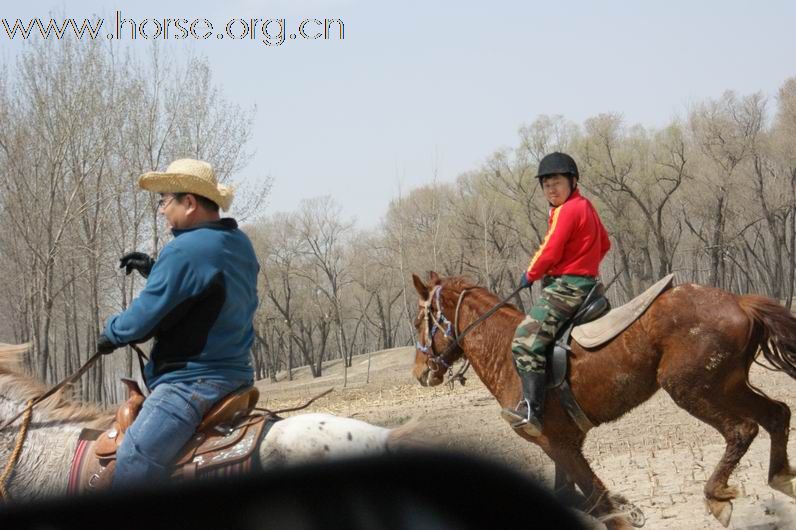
[0,343,111,427]
[439,275,522,316]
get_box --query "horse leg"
[726,382,794,498]
[553,462,646,528]
[549,446,635,530]
[661,374,759,527]
[553,463,579,503]
[553,464,575,500]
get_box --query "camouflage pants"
[512,275,596,375]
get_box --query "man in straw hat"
[96,159,259,488]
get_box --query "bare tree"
[0,41,262,404]
[293,196,354,377]
[687,91,764,289]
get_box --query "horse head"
[410,272,466,387]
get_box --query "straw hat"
[138,159,234,211]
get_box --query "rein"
[418,284,523,386]
[254,388,334,416]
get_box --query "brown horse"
[410,272,796,529]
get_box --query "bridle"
[416,283,524,387]
[416,285,473,384]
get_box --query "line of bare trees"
[0,40,267,404]
[1,38,795,398]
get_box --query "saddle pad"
[68,429,109,494]
[571,274,674,348]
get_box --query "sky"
[2,1,795,226]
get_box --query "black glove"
[519,273,532,290]
[97,333,118,355]
[119,251,155,278]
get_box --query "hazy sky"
[3,1,795,226]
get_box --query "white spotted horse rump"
[258,413,393,467]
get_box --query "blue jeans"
[113,378,252,489]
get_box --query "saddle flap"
[184,416,267,473]
[196,386,260,433]
[174,417,254,466]
[547,328,572,390]
[571,274,674,348]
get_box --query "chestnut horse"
[411,272,796,529]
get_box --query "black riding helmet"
[537,152,579,190]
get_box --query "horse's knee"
[728,420,758,447]
[741,420,758,440]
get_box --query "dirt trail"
[256,347,796,529]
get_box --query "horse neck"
[444,287,521,408]
[0,383,111,500]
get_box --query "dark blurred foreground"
[0,450,585,529]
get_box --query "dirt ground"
[255,346,796,529]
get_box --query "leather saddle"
[547,281,611,391]
[68,379,275,494]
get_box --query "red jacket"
[525,189,610,282]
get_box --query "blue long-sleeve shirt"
[103,218,259,388]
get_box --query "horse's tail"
[737,295,796,379]
[385,416,427,452]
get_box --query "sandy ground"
[255,346,796,529]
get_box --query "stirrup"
[500,399,543,437]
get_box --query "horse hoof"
[769,472,796,499]
[705,498,733,527]
[616,502,646,528]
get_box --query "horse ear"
[412,274,429,299]
[428,271,441,285]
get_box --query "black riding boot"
[500,371,546,437]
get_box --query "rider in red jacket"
[501,152,611,437]
[526,187,610,282]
